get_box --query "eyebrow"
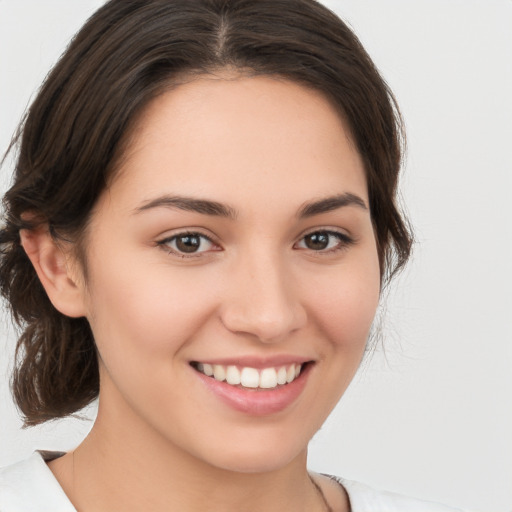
[133,192,367,219]
[133,195,237,219]
[297,193,368,218]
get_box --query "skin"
[24,74,381,511]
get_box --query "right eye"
[158,232,219,257]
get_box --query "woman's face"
[79,75,380,472]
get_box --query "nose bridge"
[221,245,306,342]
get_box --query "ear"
[20,226,87,318]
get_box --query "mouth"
[190,361,307,390]
[190,359,314,415]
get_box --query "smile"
[193,362,303,390]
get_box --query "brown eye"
[175,234,202,253]
[304,232,330,250]
[160,232,216,255]
[296,230,353,252]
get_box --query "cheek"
[83,261,223,423]
[305,257,381,352]
[84,258,221,361]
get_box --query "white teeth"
[277,366,287,385]
[260,368,278,389]
[213,364,226,382]
[241,367,260,388]
[196,362,304,389]
[226,365,241,385]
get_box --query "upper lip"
[190,355,314,369]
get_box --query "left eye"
[160,233,216,255]
[295,230,351,252]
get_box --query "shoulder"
[337,477,471,512]
[0,452,75,512]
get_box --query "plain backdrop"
[1,1,511,511]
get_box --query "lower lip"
[194,364,311,416]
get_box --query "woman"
[0,1,470,510]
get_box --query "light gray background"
[1,1,511,511]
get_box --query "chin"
[195,435,309,474]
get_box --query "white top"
[0,452,469,512]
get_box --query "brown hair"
[0,0,412,426]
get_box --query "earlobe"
[20,226,87,318]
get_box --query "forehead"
[106,75,367,213]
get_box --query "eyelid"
[294,227,355,254]
[156,229,222,258]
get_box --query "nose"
[219,251,307,343]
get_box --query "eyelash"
[157,231,219,258]
[157,229,354,258]
[294,229,355,255]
